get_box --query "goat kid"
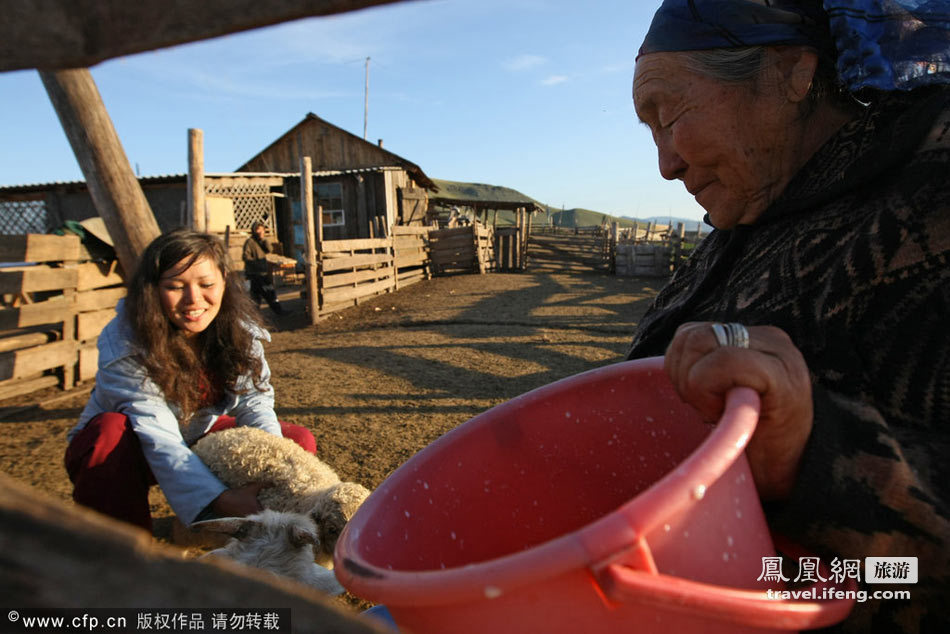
[193,509,344,595]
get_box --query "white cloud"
[540,74,569,86]
[503,54,547,71]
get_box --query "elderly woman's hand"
[664,323,813,501]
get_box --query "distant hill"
[548,208,637,229]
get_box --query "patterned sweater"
[627,87,950,632]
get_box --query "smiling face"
[633,51,807,229]
[158,255,226,337]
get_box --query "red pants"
[64,413,317,533]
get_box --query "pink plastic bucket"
[335,357,854,633]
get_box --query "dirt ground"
[0,270,661,609]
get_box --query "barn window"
[316,183,345,227]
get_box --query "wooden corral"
[315,227,431,316]
[0,234,125,401]
[528,226,613,273]
[428,224,495,276]
[0,472,389,633]
[613,221,710,277]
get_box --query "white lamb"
[191,426,371,568]
[194,509,345,595]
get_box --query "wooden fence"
[428,224,495,275]
[0,233,125,400]
[613,221,709,277]
[314,226,431,317]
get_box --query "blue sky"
[0,0,706,222]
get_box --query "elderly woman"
[629,1,949,631]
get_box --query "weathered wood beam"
[0,473,388,633]
[187,128,206,232]
[301,157,320,325]
[39,69,162,277]
[2,0,416,72]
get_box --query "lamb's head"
[194,510,344,595]
[305,482,371,565]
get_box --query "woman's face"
[158,255,225,337]
[633,51,802,229]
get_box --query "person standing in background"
[242,221,283,315]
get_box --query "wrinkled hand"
[664,322,813,500]
[210,482,264,517]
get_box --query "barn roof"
[237,113,437,192]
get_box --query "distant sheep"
[191,426,371,567]
[194,509,344,595]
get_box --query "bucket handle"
[595,535,857,631]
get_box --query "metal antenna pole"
[363,56,370,140]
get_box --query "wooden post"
[515,207,524,269]
[39,68,160,277]
[187,128,206,232]
[524,210,533,270]
[300,157,319,325]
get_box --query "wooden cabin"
[238,113,436,248]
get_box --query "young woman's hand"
[663,322,814,500]
[210,482,264,517]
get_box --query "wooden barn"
[238,113,437,248]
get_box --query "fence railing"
[0,234,125,400]
[313,226,431,316]
[428,224,494,275]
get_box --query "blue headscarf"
[639,0,950,91]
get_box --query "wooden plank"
[0,340,76,382]
[320,237,392,253]
[392,225,431,236]
[73,286,126,313]
[431,247,475,262]
[321,252,391,272]
[76,260,124,291]
[0,234,82,263]
[393,234,426,248]
[322,266,393,289]
[0,296,70,330]
[394,253,427,268]
[0,331,58,354]
[0,375,61,402]
[431,234,478,250]
[0,474,391,634]
[79,343,99,381]
[77,308,117,341]
[429,227,473,239]
[322,277,393,304]
[0,267,77,294]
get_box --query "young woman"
[65,229,315,532]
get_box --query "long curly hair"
[125,229,266,421]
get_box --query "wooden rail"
[0,233,126,401]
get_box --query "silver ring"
[711,322,750,348]
[726,322,750,348]
[710,323,729,347]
